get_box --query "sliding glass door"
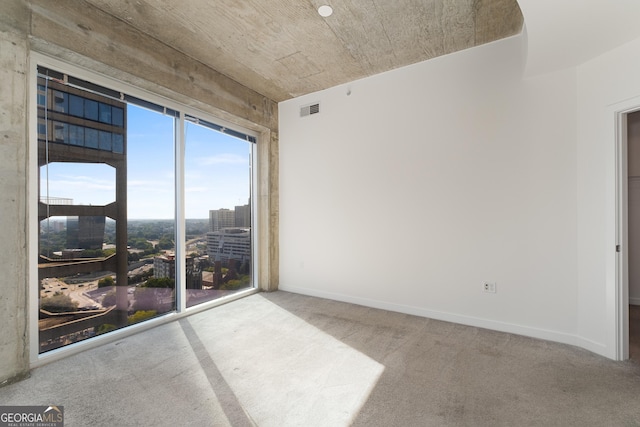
[36,64,256,354]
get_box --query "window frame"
[29,52,261,366]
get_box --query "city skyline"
[40,104,252,219]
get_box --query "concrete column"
[257,129,279,292]
[268,131,280,291]
[0,8,30,385]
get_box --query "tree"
[143,247,160,256]
[98,276,115,288]
[129,310,157,324]
[103,248,116,257]
[220,279,243,290]
[143,277,174,288]
[158,236,174,250]
[128,237,152,250]
[40,291,78,313]
[128,270,153,285]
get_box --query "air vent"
[300,102,320,117]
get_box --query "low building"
[154,253,200,289]
[153,253,176,279]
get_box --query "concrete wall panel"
[0,28,29,384]
[29,0,278,132]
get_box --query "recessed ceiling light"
[318,5,333,17]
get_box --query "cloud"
[186,186,208,193]
[198,153,247,166]
[127,179,157,187]
[42,177,114,205]
[46,175,115,191]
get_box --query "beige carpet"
[1,292,639,426]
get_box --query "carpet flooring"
[1,292,639,426]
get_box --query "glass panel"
[69,125,84,146]
[53,122,68,143]
[37,85,46,107]
[69,94,84,117]
[84,99,98,121]
[38,119,46,139]
[112,133,124,154]
[185,120,252,308]
[37,72,176,354]
[126,105,176,320]
[112,107,124,127]
[52,90,67,113]
[99,102,112,124]
[85,128,98,149]
[98,130,112,151]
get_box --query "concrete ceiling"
[84,0,523,102]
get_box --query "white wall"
[576,35,640,357]
[517,0,640,76]
[279,35,582,346]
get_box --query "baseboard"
[278,284,610,358]
[572,336,610,358]
[630,297,640,306]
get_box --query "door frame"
[614,99,640,361]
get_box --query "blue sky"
[40,104,251,219]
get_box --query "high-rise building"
[66,216,106,250]
[209,208,235,232]
[234,202,251,228]
[206,227,251,264]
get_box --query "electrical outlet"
[483,281,497,293]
